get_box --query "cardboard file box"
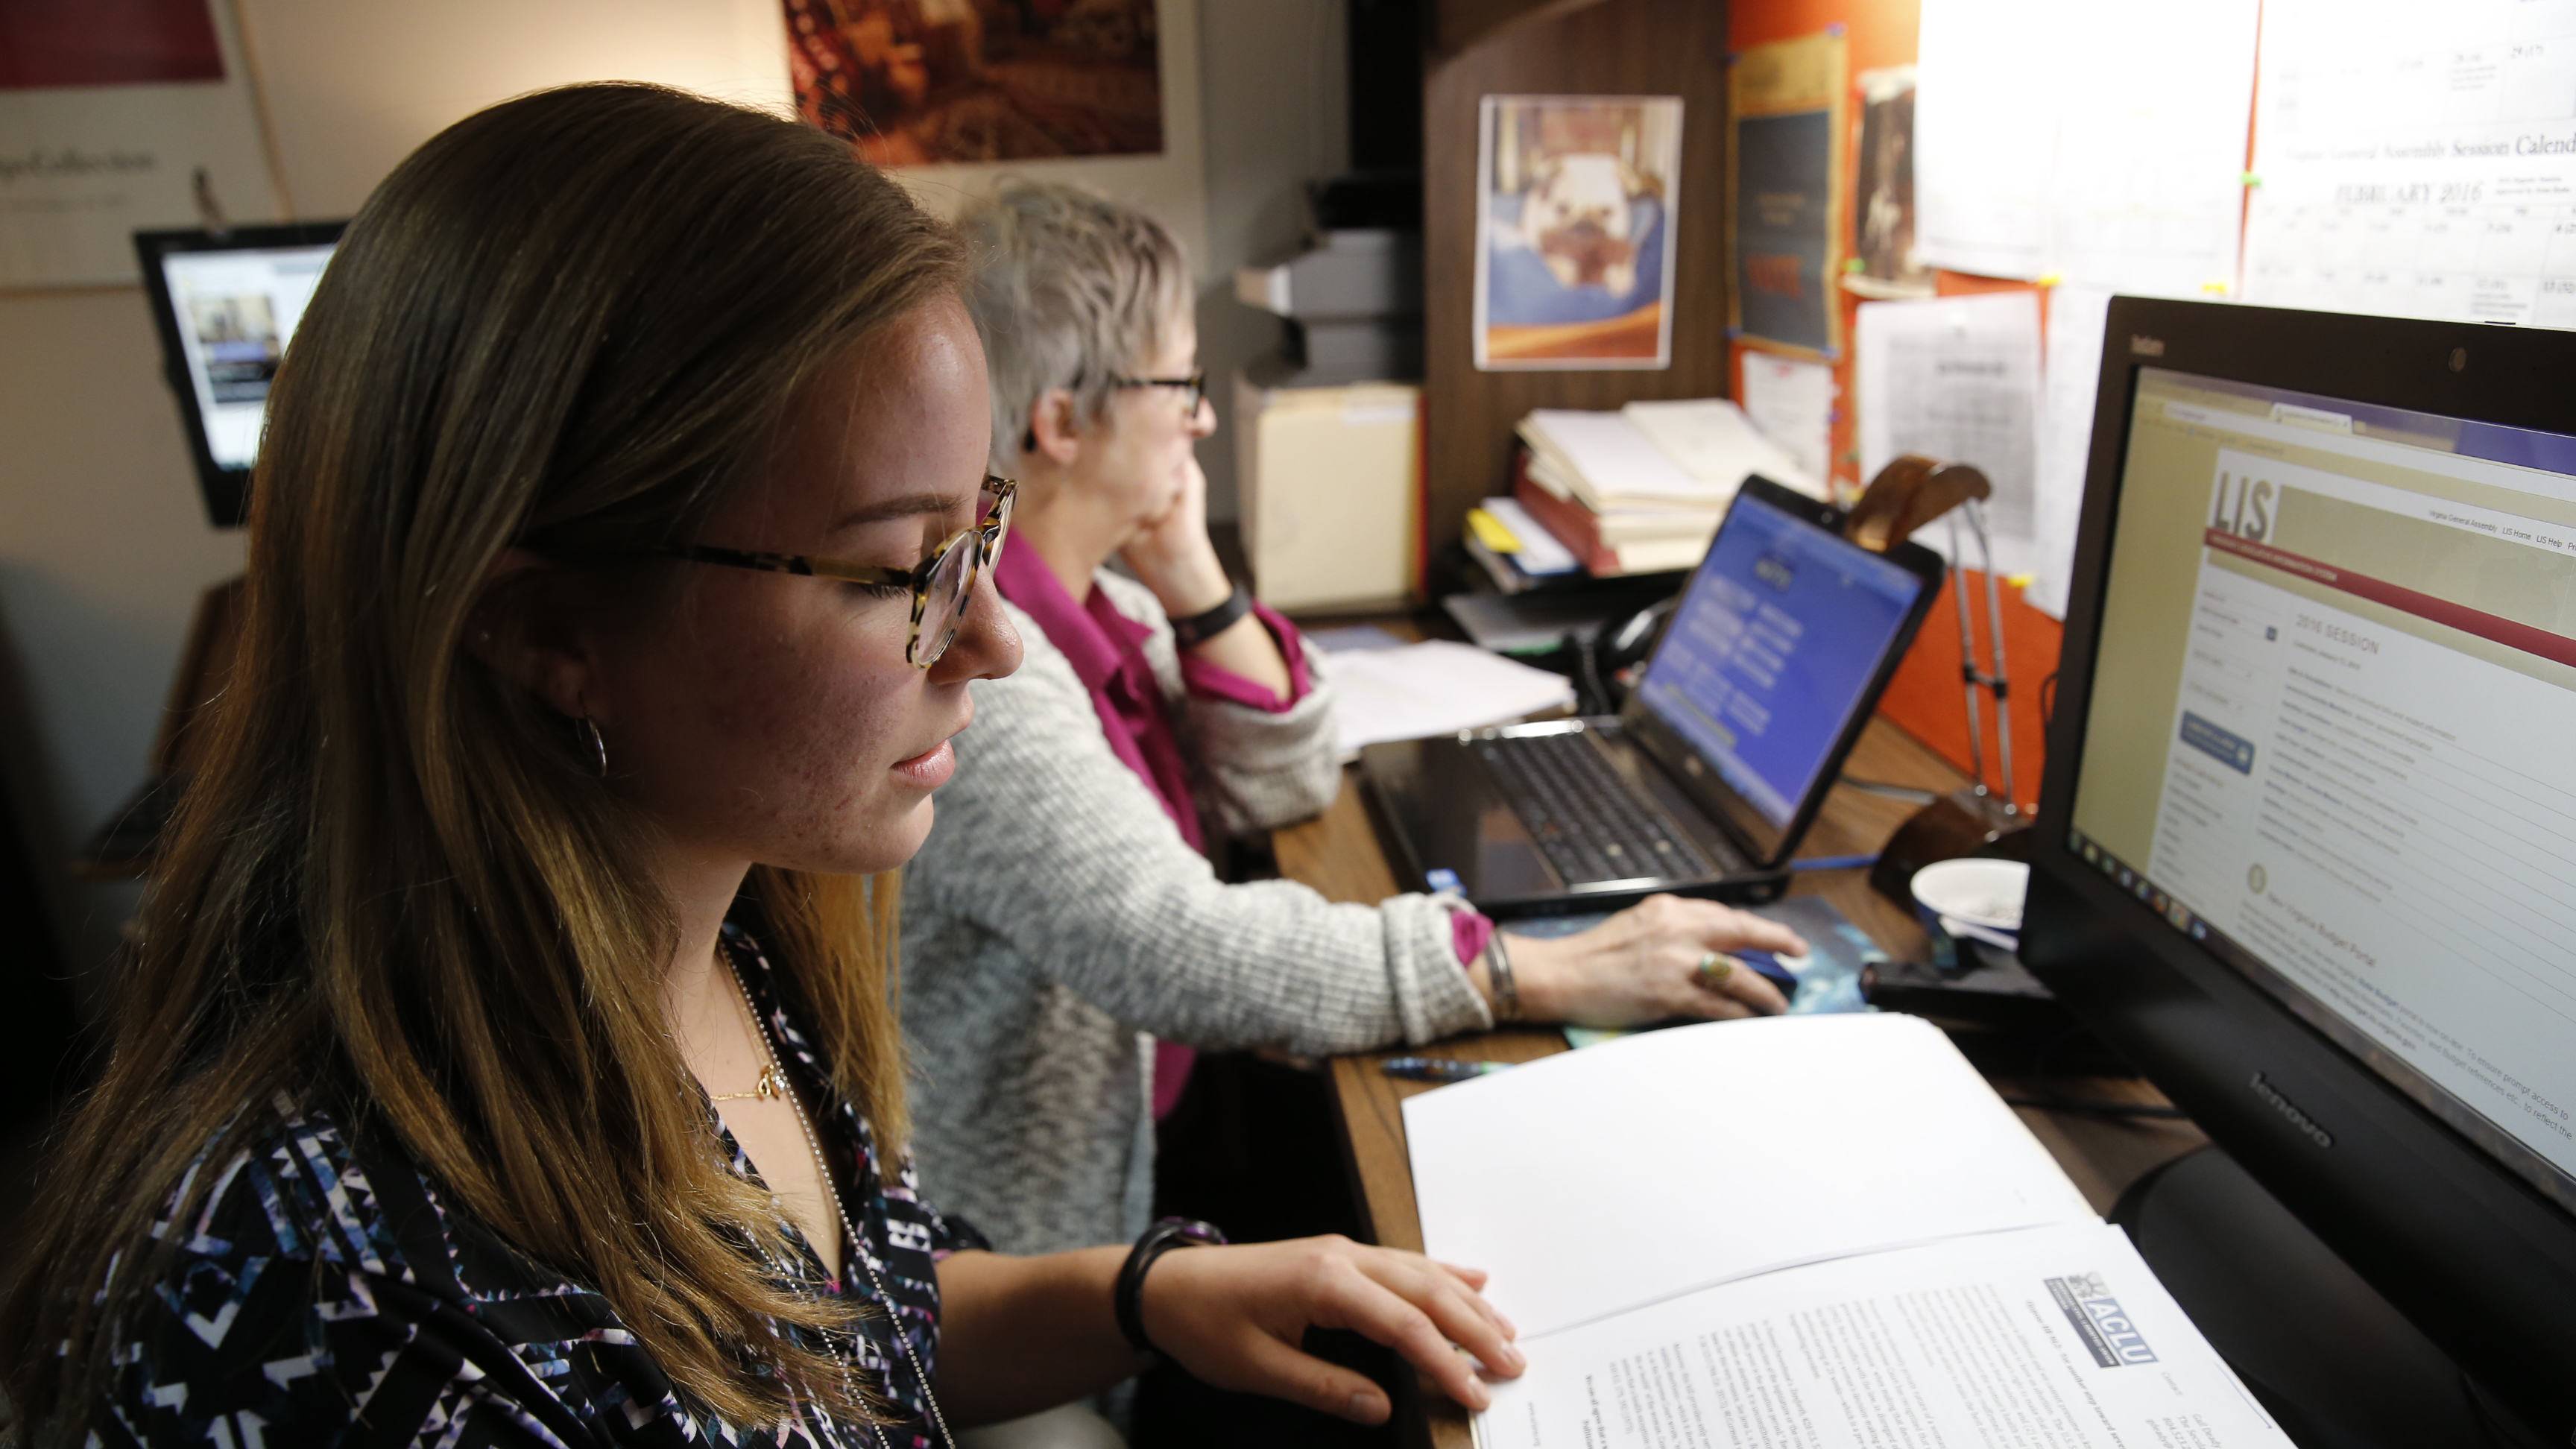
[1234,374,1421,613]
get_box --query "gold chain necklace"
[719,951,955,1449]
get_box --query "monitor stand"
[2113,1146,2546,1448]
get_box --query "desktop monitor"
[2027,296,2576,1441]
[135,223,345,527]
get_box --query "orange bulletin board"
[1731,0,2058,813]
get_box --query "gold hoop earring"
[579,717,608,778]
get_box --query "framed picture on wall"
[1473,94,1683,371]
[783,0,1167,165]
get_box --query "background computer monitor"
[135,223,345,528]
[2027,296,2576,1441]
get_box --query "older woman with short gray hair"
[898,178,1807,1265]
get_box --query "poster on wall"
[1473,94,1683,370]
[783,0,1166,166]
[0,0,282,289]
[1728,31,1846,360]
[1848,65,1933,300]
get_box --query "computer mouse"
[1733,948,1804,1005]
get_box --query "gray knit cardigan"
[897,570,1491,1257]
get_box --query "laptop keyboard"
[1477,730,1716,886]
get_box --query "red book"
[1509,455,1621,576]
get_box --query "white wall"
[0,0,798,994]
[0,0,1345,992]
[1193,0,1351,517]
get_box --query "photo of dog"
[1520,152,1647,297]
[1476,95,1682,370]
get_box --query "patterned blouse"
[98,924,982,1449]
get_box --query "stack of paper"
[1404,1014,2294,1448]
[1319,638,1576,760]
[1508,400,1825,577]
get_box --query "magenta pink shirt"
[991,543,1491,1117]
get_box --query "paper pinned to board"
[1736,353,1838,492]
[1319,640,1576,760]
[1854,290,2045,578]
[2044,0,2258,298]
[2027,283,2115,619]
[2242,0,2576,326]
[1913,0,2258,298]
[1912,0,2056,280]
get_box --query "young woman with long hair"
[0,83,1516,1449]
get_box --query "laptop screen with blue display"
[1635,493,1928,827]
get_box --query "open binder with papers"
[1402,1014,2293,1447]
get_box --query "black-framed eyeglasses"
[657,475,1015,668]
[1110,371,1208,414]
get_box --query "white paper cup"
[1910,857,2030,952]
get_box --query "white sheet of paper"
[2027,283,2116,619]
[2243,0,2576,325]
[1405,1014,2094,1340]
[2045,0,2259,298]
[1474,1221,2296,1449]
[1854,291,2046,577]
[1735,354,1837,496]
[1620,397,1819,499]
[1913,0,2057,280]
[1320,640,1576,760]
[1914,0,2257,297]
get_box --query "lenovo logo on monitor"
[2251,1072,2335,1149]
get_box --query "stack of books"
[1500,399,1823,578]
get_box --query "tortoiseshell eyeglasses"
[657,475,1015,668]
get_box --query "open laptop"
[1363,476,1945,916]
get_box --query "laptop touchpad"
[1474,802,1561,897]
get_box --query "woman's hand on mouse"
[1497,893,1808,1026]
[1137,1235,1523,1424]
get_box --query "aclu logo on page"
[2045,1272,2161,1367]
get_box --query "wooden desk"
[1275,715,2207,1449]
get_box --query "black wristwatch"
[1168,584,1253,648]
[1114,1216,1228,1354]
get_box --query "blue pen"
[1381,1056,1514,1084]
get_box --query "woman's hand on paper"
[1506,893,1805,1026]
[1138,1235,1524,1424]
